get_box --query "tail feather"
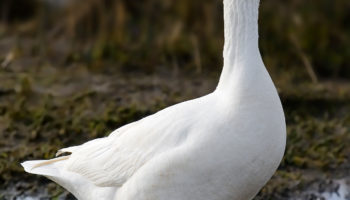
[21,156,118,200]
[23,156,69,171]
[21,156,81,198]
[21,156,69,177]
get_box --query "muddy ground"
[0,34,350,200]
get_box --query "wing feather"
[64,118,157,187]
[62,100,197,188]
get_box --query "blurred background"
[0,0,349,199]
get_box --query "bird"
[22,0,286,199]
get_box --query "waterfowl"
[22,0,286,199]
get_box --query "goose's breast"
[184,97,286,199]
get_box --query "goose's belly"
[182,106,286,199]
[207,122,285,199]
[116,104,286,200]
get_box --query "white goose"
[22,0,286,199]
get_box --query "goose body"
[22,0,286,199]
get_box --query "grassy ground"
[0,45,349,199]
[0,0,350,199]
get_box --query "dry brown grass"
[1,0,349,80]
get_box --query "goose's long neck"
[217,0,262,92]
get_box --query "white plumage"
[22,0,286,199]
